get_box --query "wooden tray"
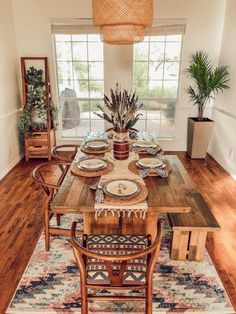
[80,143,112,155]
[103,181,148,206]
[128,160,172,177]
[71,160,114,177]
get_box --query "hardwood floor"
[0,153,236,313]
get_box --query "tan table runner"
[95,151,148,219]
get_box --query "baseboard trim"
[0,154,24,181]
[208,152,236,181]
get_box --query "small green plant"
[19,66,59,137]
[94,83,143,130]
[186,51,230,121]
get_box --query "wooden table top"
[51,154,193,214]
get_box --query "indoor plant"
[19,66,58,138]
[186,51,229,158]
[94,83,143,159]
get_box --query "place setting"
[128,155,172,178]
[80,131,112,155]
[71,156,114,177]
[90,178,148,206]
[132,131,162,155]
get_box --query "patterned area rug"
[7,214,234,314]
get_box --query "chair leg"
[146,285,153,314]
[80,284,88,314]
[56,214,61,226]
[45,205,50,251]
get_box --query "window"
[133,34,182,138]
[54,34,104,138]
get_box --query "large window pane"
[73,62,88,80]
[88,43,103,61]
[165,42,181,61]
[133,42,149,61]
[164,62,180,80]
[55,33,104,138]
[89,62,104,80]
[149,42,165,61]
[57,62,73,80]
[149,62,164,80]
[133,62,148,80]
[72,42,88,61]
[56,42,72,61]
[133,34,182,138]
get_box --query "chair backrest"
[51,144,80,162]
[32,161,71,196]
[71,220,161,287]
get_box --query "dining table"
[51,143,193,240]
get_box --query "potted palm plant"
[94,83,143,160]
[186,51,230,158]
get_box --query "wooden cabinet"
[21,57,56,161]
[25,130,56,161]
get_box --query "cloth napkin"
[84,131,108,143]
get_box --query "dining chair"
[51,144,80,163]
[32,161,83,251]
[71,220,162,314]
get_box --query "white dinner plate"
[76,158,107,171]
[133,140,156,148]
[103,179,140,199]
[85,140,108,150]
[137,157,163,169]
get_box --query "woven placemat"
[133,144,162,154]
[71,161,114,177]
[128,160,172,177]
[80,143,112,155]
[103,181,148,206]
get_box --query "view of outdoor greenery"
[132,34,182,137]
[55,34,104,137]
[54,33,182,138]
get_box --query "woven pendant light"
[92,0,153,44]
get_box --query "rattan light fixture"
[92,0,153,44]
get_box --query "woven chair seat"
[86,234,149,285]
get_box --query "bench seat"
[168,192,220,261]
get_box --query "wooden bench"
[168,192,220,262]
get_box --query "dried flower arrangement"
[94,83,143,130]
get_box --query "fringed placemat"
[71,161,114,177]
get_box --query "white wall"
[0,0,21,180]
[208,0,236,177]
[11,0,227,152]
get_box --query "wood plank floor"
[0,152,236,313]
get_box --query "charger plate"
[103,179,140,199]
[128,160,172,177]
[86,140,109,150]
[103,181,148,206]
[71,160,114,177]
[137,157,163,169]
[77,157,107,171]
[81,143,112,155]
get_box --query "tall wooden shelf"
[21,57,56,161]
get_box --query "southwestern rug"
[7,214,234,314]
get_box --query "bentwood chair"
[71,220,162,314]
[51,144,80,163]
[32,161,83,251]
